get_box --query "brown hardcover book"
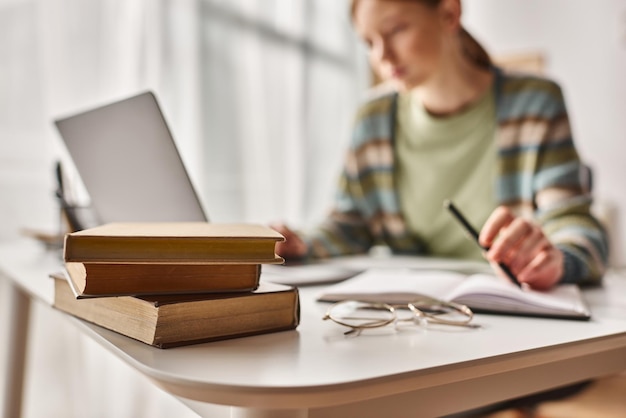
[65,262,261,297]
[51,273,300,348]
[63,222,285,263]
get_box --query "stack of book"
[51,222,300,348]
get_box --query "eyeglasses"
[323,298,477,336]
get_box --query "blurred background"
[1,0,625,416]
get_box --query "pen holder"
[59,202,99,233]
[54,160,100,234]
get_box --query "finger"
[487,217,533,265]
[479,206,515,249]
[517,249,564,290]
[271,226,308,259]
[508,225,549,272]
[269,223,300,244]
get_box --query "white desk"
[2,239,626,418]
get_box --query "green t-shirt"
[395,88,498,260]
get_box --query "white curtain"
[0,0,368,417]
[192,0,368,225]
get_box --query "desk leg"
[230,407,308,418]
[2,282,31,418]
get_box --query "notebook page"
[317,268,467,304]
[447,274,590,317]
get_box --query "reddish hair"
[350,0,491,70]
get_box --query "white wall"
[464,0,626,265]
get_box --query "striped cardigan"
[303,68,608,285]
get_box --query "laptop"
[54,91,208,228]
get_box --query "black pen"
[55,161,64,199]
[443,199,522,288]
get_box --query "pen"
[55,161,72,208]
[55,161,66,203]
[443,199,522,288]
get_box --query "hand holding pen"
[445,200,565,290]
[444,200,522,288]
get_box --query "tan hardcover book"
[51,272,300,348]
[64,262,261,297]
[63,222,285,263]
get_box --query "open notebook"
[317,268,591,320]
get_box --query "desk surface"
[2,239,626,417]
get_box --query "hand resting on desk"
[270,223,309,260]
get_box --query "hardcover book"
[64,261,262,297]
[52,272,300,348]
[63,222,285,263]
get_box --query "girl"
[272,0,608,290]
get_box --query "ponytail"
[459,26,491,70]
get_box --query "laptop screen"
[54,91,208,226]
